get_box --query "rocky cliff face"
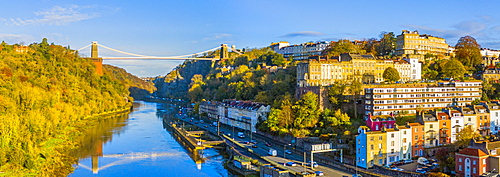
[153,60,213,100]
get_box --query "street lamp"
[284,144,291,159]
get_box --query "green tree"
[293,92,320,130]
[455,125,480,148]
[376,32,396,57]
[382,67,400,82]
[441,59,466,78]
[348,79,363,119]
[455,36,481,69]
[325,39,357,56]
[327,84,346,109]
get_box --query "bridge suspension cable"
[98,44,155,57]
[76,44,92,51]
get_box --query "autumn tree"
[376,32,396,57]
[455,125,480,148]
[327,84,346,109]
[382,67,400,82]
[441,59,466,78]
[293,92,320,130]
[324,39,362,56]
[455,36,481,69]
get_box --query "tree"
[348,79,363,119]
[382,67,400,82]
[376,32,396,57]
[293,92,320,130]
[455,125,480,148]
[455,36,481,69]
[324,39,357,56]
[441,59,466,78]
[327,84,346,109]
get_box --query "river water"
[69,101,232,177]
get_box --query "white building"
[218,100,270,132]
[398,125,412,160]
[447,109,464,143]
[481,102,500,134]
[270,41,329,60]
[481,48,500,57]
[386,128,401,165]
[364,81,482,116]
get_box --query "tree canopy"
[455,36,481,69]
[0,39,132,175]
[376,32,396,57]
[441,59,466,78]
[382,67,400,82]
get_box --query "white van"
[417,157,429,165]
[268,149,277,156]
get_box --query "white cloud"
[0,33,36,44]
[10,5,100,26]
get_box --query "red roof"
[458,148,488,157]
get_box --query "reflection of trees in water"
[69,113,130,160]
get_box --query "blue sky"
[2,0,500,77]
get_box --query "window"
[443,122,446,126]
[473,168,476,174]
[379,136,383,140]
[430,124,433,128]
[404,131,407,135]
[391,141,395,146]
[391,133,394,138]
[358,140,360,144]
[414,128,417,132]
[459,158,462,162]
[459,165,462,171]
[391,149,394,153]
[370,137,374,141]
[371,144,374,150]
[415,135,418,140]
[473,160,476,165]
[403,138,407,143]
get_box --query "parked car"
[314,171,324,176]
[252,144,258,148]
[418,157,429,165]
[415,168,426,174]
[285,162,297,166]
[404,159,413,164]
[268,149,277,156]
[285,150,292,154]
[265,142,272,147]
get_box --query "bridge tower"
[220,44,228,59]
[90,42,103,75]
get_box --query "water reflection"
[69,101,231,177]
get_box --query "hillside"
[103,65,156,100]
[153,47,296,106]
[0,39,132,176]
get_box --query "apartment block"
[395,30,451,60]
[218,100,270,132]
[270,41,329,60]
[296,54,421,87]
[364,81,482,116]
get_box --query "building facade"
[395,30,450,60]
[364,81,482,116]
[218,100,270,132]
[270,41,329,60]
[296,54,421,87]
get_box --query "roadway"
[179,115,353,177]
